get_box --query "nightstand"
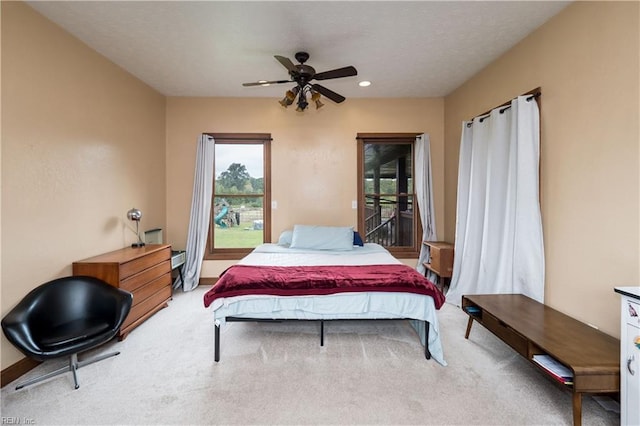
[422,241,454,290]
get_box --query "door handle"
[627,354,635,375]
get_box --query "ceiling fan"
[242,52,358,111]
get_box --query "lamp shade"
[127,208,142,221]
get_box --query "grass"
[214,221,263,248]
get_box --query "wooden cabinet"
[615,287,640,426]
[73,244,172,340]
[422,241,454,290]
[422,241,454,278]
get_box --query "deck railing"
[364,196,413,247]
[366,212,397,246]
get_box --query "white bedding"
[210,243,446,365]
[239,242,402,266]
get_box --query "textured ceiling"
[27,1,570,99]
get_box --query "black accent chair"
[1,276,133,390]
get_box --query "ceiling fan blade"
[242,80,292,87]
[274,55,296,72]
[312,84,346,103]
[314,66,357,81]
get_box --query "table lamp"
[127,208,145,248]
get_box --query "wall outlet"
[351,200,357,209]
[271,201,277,209]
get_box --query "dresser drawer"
[121,261,171,293]
[483,311,528,356]
[120,247,171,279]
[123,285,172,330]
[131,273,172,306]
[430,249,443,273]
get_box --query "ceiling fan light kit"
[279,87,299,107]
[243,51,357,112]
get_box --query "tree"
[250,177,263,193]
[218,163,250,192]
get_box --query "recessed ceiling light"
[359,81,371,87]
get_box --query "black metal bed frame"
[214,317,431,362]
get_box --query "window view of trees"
[214,161,264,248]
[206,136,271,259]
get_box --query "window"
[357,133,421,258]
[205,133,271,260]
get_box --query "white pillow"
[290,225,354,251]
[277,230,293,246]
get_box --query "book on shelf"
[532,354,574,385]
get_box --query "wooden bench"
[462,294,619,426]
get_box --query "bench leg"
[465,316,474,339]
[572,392,582,426]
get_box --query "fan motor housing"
[292,64,316,85]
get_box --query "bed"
[203,225,447,365]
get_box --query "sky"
[214,144,263,178]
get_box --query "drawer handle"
[628,354,635,375]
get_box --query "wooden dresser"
[73,244,172,340]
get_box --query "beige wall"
[444,1,639,337]
[166,97,445,277]
[1,2,167,368]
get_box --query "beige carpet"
[1,286,618,425]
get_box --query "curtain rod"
[466,91,541,127]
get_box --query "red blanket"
[203,264,445,309]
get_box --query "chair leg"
[14,350,121,391]
[70,354,79,389]
[76,350,120,369]
[15,363,71,390]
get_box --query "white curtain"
[415,134,438,276]
[180,134,215,292]
[446,96,544,305]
